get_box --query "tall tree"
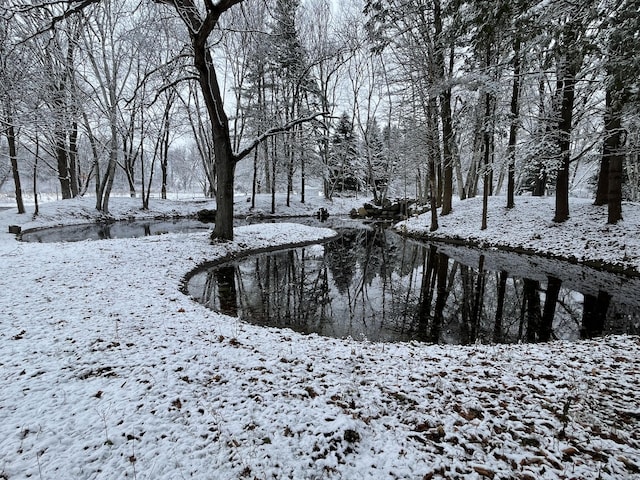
[0,15,26,213]
[329,112,360,195]
[364,0,456,213]
[595,0,640,223]
[551,2,591,222]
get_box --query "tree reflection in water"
[187,225,640,344]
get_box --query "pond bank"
[397,195,640,276]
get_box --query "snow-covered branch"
[234,112,328,162]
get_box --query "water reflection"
[20,218,211,242]
[187,225,640,344]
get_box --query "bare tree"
[0,15,26,213]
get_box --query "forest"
[1,0,639,238]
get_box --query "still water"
[186,224,640,344]
[20,218,211,242]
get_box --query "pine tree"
[329,112,360,195]
[364,118,387,203]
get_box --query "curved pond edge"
[178,232,340,297]
[15,211,639,281]
[396,229,640,278]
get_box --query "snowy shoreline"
[1,195,639,479]
[397,195,640,277]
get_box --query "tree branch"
[15,0,100,41]
[234,112,328,163]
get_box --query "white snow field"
[1,194,638,479]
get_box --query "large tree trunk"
[433,0,453,215]
[99,122,119,213]
[605,88,624,224]
[55,134,72,199]
[507,37,521,209]
[481,89,492,231]
[553,45,582,223]
[98,82,119,213]
[553,74,576,222]
[193,35,236,240]
[427,99,439,231]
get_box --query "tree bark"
[55,135,72,199]
[506,36,521,209]
[427,99,439,231]
[605,88,624,224]
[553,46,582,223]
[6,117,25,214]
[192,22,236,240]
[433,0,453,215]
[481,88,492,231]
[69,121,79,197]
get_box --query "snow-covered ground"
[0,194,639,479]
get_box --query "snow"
[1,194,639,479]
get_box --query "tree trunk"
[433,0,453,215]
[161,122,170,200]
[300,130,306,203]
[481,87,493,230]
[100,121,119,213]
[98,81,119,213]
[427,99,439,231]
[507,37,521,209]
[251,148,258,209]
[6,118,25,214]
[594,156,609,205]
[192,34,236,240]
[605,88,624,224]
[553,55,581,223]
[69,121,79,197]
[55,135,72,199]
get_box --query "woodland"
[1,0,639,239]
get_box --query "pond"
[186,223,640,344]
[20,217,640,344]
[20,218,212,242]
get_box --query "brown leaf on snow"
[453,404,484,421]
[473,466,495,478]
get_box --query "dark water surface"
[20,218,212,242]
[187,224,640,344]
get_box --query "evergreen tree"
[364,117,387,203]
[329,112,360,195]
